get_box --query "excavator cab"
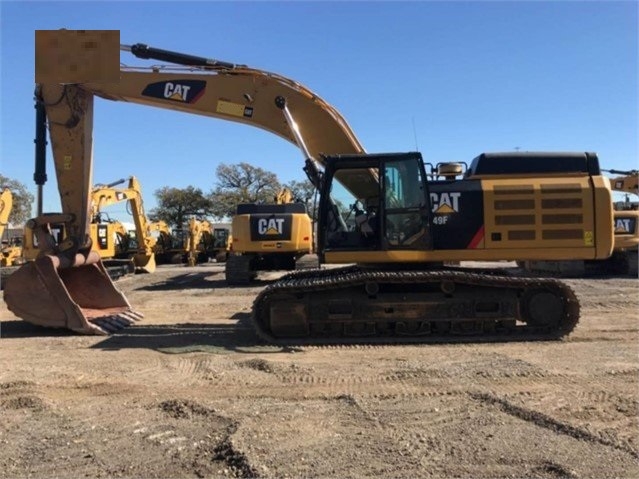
[319,152,432,254]
[318,151,613,266]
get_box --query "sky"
[1,0,637,222]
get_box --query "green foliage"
[148,186,214,229]
[210,163,281,218]
[0,175,34,225]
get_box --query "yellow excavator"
[186,218,230,266]
[226,187,313,284]
[519,169,638,277]
[600,170,638,276]
[4,34,614,339]
[0,188,11,239]
[90,176,156,273]
[146,220,183,264]
[0,189,25,268]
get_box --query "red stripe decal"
[468,225,485,249]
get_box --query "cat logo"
[115,192,126,201]
[258,218,285,235]
[163,83,192,101]
[430,192,461,214]
[141,80,206,104]
[615,218,633,233]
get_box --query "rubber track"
[252,266,580,345]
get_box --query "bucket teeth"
[92,319,120,334]
[108,316,133,329]
[121,310,144,321]
[90,310,143,334]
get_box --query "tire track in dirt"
[154,398,259,478]
[504,385,638,451]
[0,381,47,413]
[469,391,639,460]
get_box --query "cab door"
[381,156,432,250]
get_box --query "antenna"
[411,117,419,151]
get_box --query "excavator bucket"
[3,255,143,335]
[133,252,156,274]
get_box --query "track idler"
[3,251,143,335]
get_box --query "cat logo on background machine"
[251,214,291,241]
[615,217,636,234]
[258,217,285,236]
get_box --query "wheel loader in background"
[3,32,615,338]
[519,169,638,277]
[90,176,156,273]
[225,188,313,284]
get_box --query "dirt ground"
[0,261,638,479]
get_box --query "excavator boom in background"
[3,33,615,340]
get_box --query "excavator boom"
[5,37,363,334]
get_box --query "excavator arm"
[186,217,204,267]
[35,45,364,260]
[6,39,365,334]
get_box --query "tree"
[148,186,214,229]
[210,162,281,218]
[0,175,34,225]
[284,179,318,220]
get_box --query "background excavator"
[151,220,196,265]
[0,188,25,268]
[608,170,639,276]
[225,187,313,284]
[519,169,638,277]
[90,176,156,273]
[186,218,229,266]
[4,32,615,339]
[146,220,180,263]
[0,188,11,240]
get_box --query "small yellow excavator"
[4,33,615,338]
[90,176,156,273]
[225,187,313,284]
